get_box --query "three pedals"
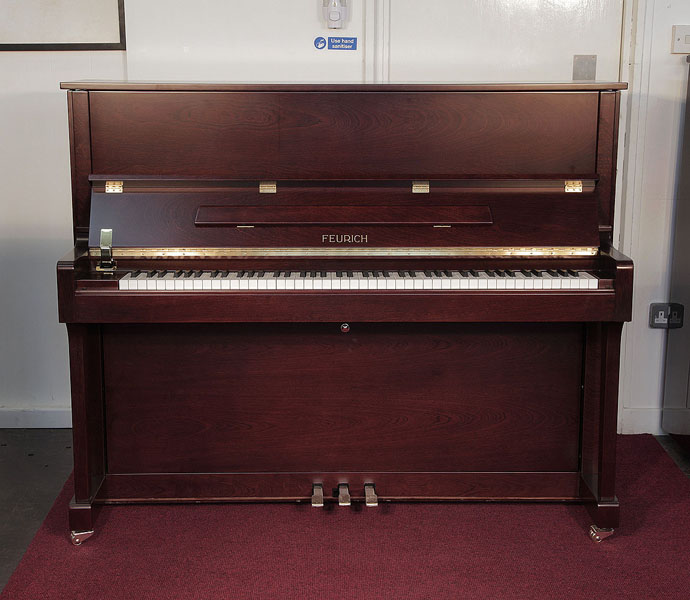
[311,483,378,508]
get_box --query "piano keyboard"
[117,269,601,291]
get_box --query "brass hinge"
[105,180,124,193]
[564,180,583,193]
[412,180,430,194]
[259,181,277,194]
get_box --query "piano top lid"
[60,80,628,92]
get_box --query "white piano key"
[513,273,526,289]
[221,274,231,290]
[248,274,259,290]
[583,272,599,289]
[386,274,397,290]
[477,273,489,290]
[393,273,405,290]
[532,274,544,290]
[404,273,414,290]
[450,272,460,290]
[164,272,176,290]
[276,275,286,290]
[485,273,497,290]
[238,275,249,290]
[541,273,553,289]
[331,274,341,290]
[286,274,296,290]
[211,274,222,290]
[495,275,507,290]
[265,273,277,290]
[155,273,167,291]
[468,275,479,289]
[118,273,132,290]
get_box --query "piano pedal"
[364,483,378,507]
[311,483,324,507]
[337,483,351,507]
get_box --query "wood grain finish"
[98,472,582,502]
[87,189,599,249]
[57,83,634,534]
[88,91,599,179]
[61,81,628,92]
[103,323,582,474]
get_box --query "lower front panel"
[102,322,584,500]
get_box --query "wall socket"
[672,25,690,54]
[649,303,684,329]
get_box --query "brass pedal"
[338,483,351,506]
[311,483,324,507]
[364,484,378,507]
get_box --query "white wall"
[617,0,690,433]
[0,0,687,432]
[0,52,125,427]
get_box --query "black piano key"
[247,270,255,277]
[363,271,370,278]
[273,271,281,277]
[132,270,142,278]
[237,270,245,278]
[211,270,220,277]
[424,270,433,277]
[398,270,406,277]
[521,269,533,277]
[193,271,203,278]
[336,271,343,277]
[299,271,306,277]
[408,270,416,277]
[320,271,327,278]
[505,270,516,277]
[257,271,265,277]
[486,270,496,277]
[496,269,506,277]
[283,271,292,277]
[432,270,442,277]
[347,271,354,278]
[147,270,158,278]
[183,270,193,278]
[443,270,452,277]
[220,270,229,277]
[546,269,558,277]
[174,270,184,278]
[557,269,568,277]
[567,269,579,277]
[310,270,317,278]
[460,270,470,277]
[531,269,543,277]
[383,271,390,277]
[469,269,478,277]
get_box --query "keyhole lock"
[340,323,350,333]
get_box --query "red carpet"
[2,435,689,600]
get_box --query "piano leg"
[66,324,106,544]
[69,497,94,545]
[581,322,623,541]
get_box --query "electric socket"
[649,303,684,329]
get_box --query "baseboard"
[618,408,664,434]
[0,408,72,428]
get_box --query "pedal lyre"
[364,483,378,507]
[311,483,324,507]
[338,483,351,506]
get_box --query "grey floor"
[0,429,73,591]
[0,431,689,593]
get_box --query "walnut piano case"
[57,81,632,545]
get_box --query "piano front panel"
[103,323,583,481]
[87,188,600,249]
[88,91,599,179]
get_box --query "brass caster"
[70,530,94,546]
[589,525,615,543]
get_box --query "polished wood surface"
[88,91,599,179]
[61,81,628,91]
[87,188,599,248]
[57,82,633,536]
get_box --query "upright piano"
[57,81,632,545]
